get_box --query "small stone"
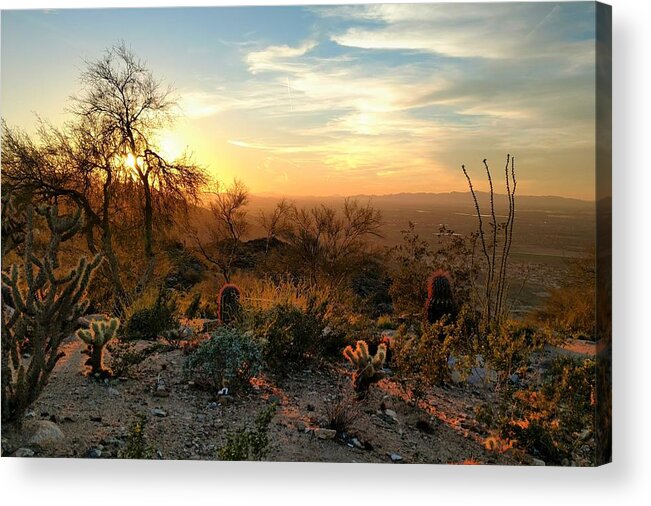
[207,402,218,409]
[108,387,120,396]
[153,387,170,398]
[90,415,102,423]
[315,428,337,440]
[531,458,546,466]
[14,448,35,458]
[151,408,167,417]
[384,409,398,422]
[351,438,363,449]
[295,421,306,432]
[87,448,102,458]
[388,453,403,462]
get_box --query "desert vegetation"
[1,44,599,466]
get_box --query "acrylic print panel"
[0,2,611,466]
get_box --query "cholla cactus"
[1,204,102,424]
[343,340,387,392]
[1,193,26,259]
[77,318,120,376]
[424,270,457,325]
[218,283,242,325]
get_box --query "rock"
[108,387,120,396]
[151,408,168,417]
[531,458,546,466]
[351,438,363,449]
[388,453,403,462]
[179,325,194,339]
[27,420,65,446]
[14,448,35,458]
[315,428,337,440]
[87,448,102,458]
[384,409,398,422]
[154,385,170,398]
[1,437,13,455]
[207,402,218,409]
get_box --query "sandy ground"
[2,336,518,465]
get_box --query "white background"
[0,0,648,504]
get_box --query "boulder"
[26,420,65,446]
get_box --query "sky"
[1,3,598,199]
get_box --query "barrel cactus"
[218,283,242,325]
[424,270,457,325]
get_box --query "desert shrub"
[183,326,261,394]
[107,340,166,378]
[350,258,393,317]
[488,357,596,464]
[389,222,433,315]
[250,299,331,374]
[481,321,551,390]
[185,293,202,319]
[325,391,360,435]
[218,404,276,461]
[376,314,397,330]
[122,287,178,341]
[164,242,205,290]
[393,321,454,392]
[119,414,154,459]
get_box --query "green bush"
[393,320,457,392]
[218,404,276,461]
[183,326,261,394]
[119,414,154,459]
[494,357,596,464]
[123,288,178,341]
[251,299,332,374]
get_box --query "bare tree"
[282,198,383,284]
[194,180,250,283]
[71,42,207,286]
[257,197,293,254]
[3,43,207,307]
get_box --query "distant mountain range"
[226,191,595,213]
